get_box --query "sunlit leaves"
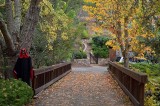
[83,0,160,57]
[31,0,83,66]
[21,0,30,13]
[39,0,72,46]
[40,0,53,16]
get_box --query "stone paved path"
[29,66,133,106]
[72,65,107,72]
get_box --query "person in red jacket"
[13,48,34,86]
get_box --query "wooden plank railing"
[108,61,148,106]
[32,63,71,94]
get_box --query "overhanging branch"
[0,19,15,53]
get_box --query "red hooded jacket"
[13,48,34,85]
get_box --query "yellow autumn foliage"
[83,0,156,57]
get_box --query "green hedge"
[130,63,160,76]
[91,36,109,58]
[92,45,109,58]
[0,79,33,106]
[130,63,160,105]
[74,51,87,59]
[81,30,89,39]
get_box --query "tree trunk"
[5,0,14,33]
[124,17,129,68]
[5,0,16,42]
[20,0,41,51]
[0,41,3,78]
[14,0,21,44]
[0,0,41,79]
[3,56,17,79]
[116,21,125,52]
[14,0,21,33]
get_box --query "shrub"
[144,96,157,106]
[92,45,109,58]
[81,30,89,39]
[130,63,160,76]
[91,36,109,58]
[130,63,160,105]
[74,51,87,59]
[0,79,33,106]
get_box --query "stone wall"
[72,59,90,67]
[72,58,109,67]
[98,58,109,66]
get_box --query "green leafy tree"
[91,36,109,58]
[30,0,84,67]
[83,0,160,68]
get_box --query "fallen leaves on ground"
[27,71,133,106]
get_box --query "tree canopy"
[83,0,160,67]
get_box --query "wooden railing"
[32,63,71,94]
[108,61,148,106]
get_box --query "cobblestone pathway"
[29,66,133,106]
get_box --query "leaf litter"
[27,71,133,106]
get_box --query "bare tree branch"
[0,19,15,53]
